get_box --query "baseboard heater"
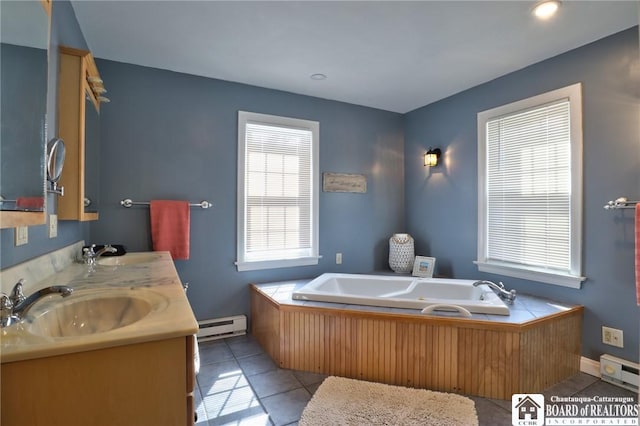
[197,315,247,342]
[600,354,639,393]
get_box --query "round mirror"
[47,137,65,183]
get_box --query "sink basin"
[97,252,158,266]
[25,290,167,338]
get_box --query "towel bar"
[120,198,212,209]
[604,197,638,210]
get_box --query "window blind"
[486,100,571,272]
[243,122,313,262]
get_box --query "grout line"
[482,397,512,414]
[228,343,276,426]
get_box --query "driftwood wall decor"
[322,172,367,193]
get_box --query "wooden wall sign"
[323,173,367,193]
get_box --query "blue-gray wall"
[0,1,89,269]
[404,27,640,361]
[88,60,405,320]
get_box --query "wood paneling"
[250,284,582,400]
[250,288,281,364]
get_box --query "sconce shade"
[424,148,441,167]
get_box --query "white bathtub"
[292,273,510,316]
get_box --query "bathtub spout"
[473,280,516,304]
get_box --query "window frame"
[236,111,319,272]
[475,83,586,288]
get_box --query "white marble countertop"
[1,252,198,363]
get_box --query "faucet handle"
[83,245,97,264]
[10,279,25,305]
[0,294,16,328]
[0,293,13,311]
[0,293,13,323]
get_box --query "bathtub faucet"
[473,280,516,303]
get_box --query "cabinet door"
[186,335,196,426]
[1,337,189,425]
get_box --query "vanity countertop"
[1,252,198,364]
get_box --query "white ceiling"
[71,1,638,113]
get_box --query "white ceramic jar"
[388,233,415,273]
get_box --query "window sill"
[236,256,320,272]
[474,261,586,289]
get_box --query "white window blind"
[476,83,585,288]
[236,111,319,271]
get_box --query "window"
[476,83,585,288]
[236,111,319,271]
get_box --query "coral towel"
[16,197,44,210]
[150,200,190,260]
[636,204,640,305]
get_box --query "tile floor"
[195,334,638,426]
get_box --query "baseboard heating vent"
[197,315,247,342]
[600,354,639,393]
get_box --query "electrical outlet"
[602,326,624,348]
[49,214,58,238]
[336,253,342,264]
[14,226,28,246]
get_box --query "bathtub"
[292,273,510,316]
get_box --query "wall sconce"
[424,148,441,167]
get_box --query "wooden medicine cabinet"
[57,46,106,221]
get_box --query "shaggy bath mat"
[299,376,478,426]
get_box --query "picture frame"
[412,256,436,278]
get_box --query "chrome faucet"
[83,244,117,265]
[0,279,73,327]
[473,280,516,303]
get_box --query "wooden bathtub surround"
[250,284,583,400]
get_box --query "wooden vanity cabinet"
[57,46,104,221]
[1,335,196,426]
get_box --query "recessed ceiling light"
[310,73,327,81]
[532,0,561,20]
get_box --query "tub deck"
[250,279,583,400]
[292,273,511,315]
